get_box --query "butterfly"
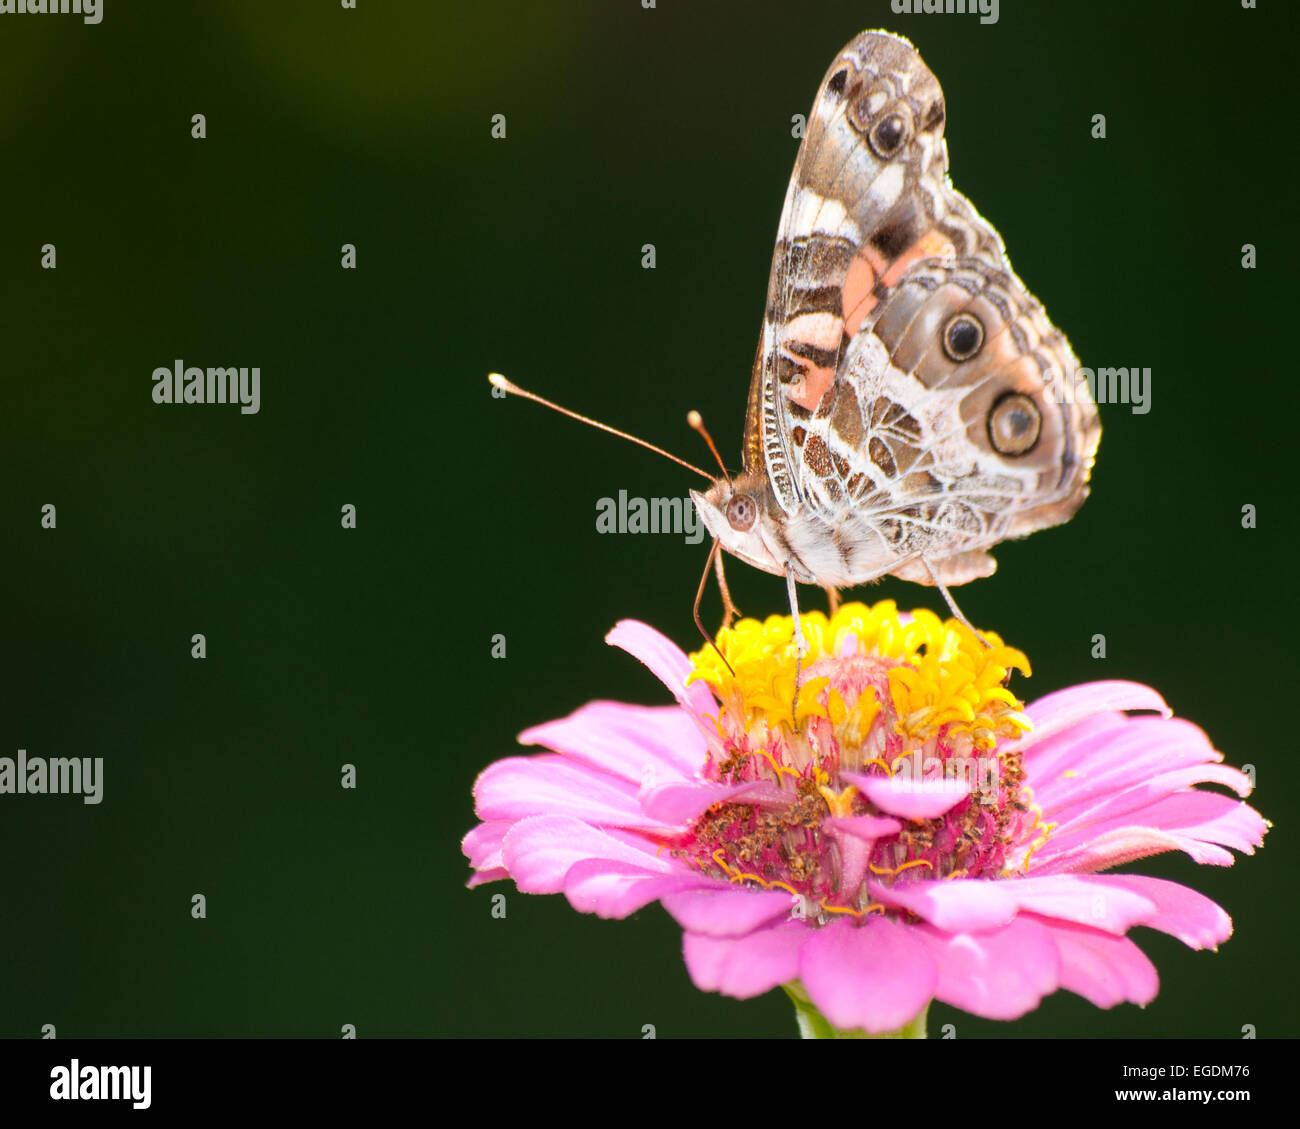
[688,28,1099,643]
[493,29,1099,655]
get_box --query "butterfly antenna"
[686,410,732,485]
[694,540,735,676]
[488,374,714,482]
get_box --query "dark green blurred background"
[0,0,1294,1037]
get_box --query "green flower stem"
[782,982,929,1039]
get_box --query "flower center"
[681,601,1050,922]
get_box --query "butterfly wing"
[742,29,1099,587]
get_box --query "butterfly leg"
[694,540,735,675]
[922,556,993,649]
[825,585,841,616]
[785,568,810,658]
[714,549,741,630]
[785,567,809,729]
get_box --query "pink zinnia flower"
[463,602,1268,1036]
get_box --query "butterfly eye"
[988,393,1042,456]
[726,494,757,532]
[943,313,985,361]
[869,113,908,158]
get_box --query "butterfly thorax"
[691,469,911,588]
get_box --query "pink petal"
[825,815,905,841]
[1031,916,1159,1008]
[500,815,669,893]
[1036,825,1235,873]
[799,916,938,1034]
[1019,711,1132,783]
[661,885,796,937]
[869,878,1019,933]
[1050,788,1263,847]
[683,921,809,998]
[1001,874,1158,934]
[640,778,790,825]
[1014,682,1169,754]
[1036,720,1248,820]
[606,620,718,720]
[473,754,678,832]
[913,916,1060,1020]
[1035,792,1267,873]
[1047,765,1255,836]
[825,816,903,898]
[1031,717,1223,811]
[562,858,711,919]
[462,821,511,886]
[519,701,706,782]
[1080,875,1232,949]
[844,771,971,820]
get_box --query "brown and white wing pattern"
[741,29,1099,587]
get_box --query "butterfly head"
[690,473,786,578]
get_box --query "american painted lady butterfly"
[494,29,1099,651]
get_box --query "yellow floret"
[688,600,1030,745]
